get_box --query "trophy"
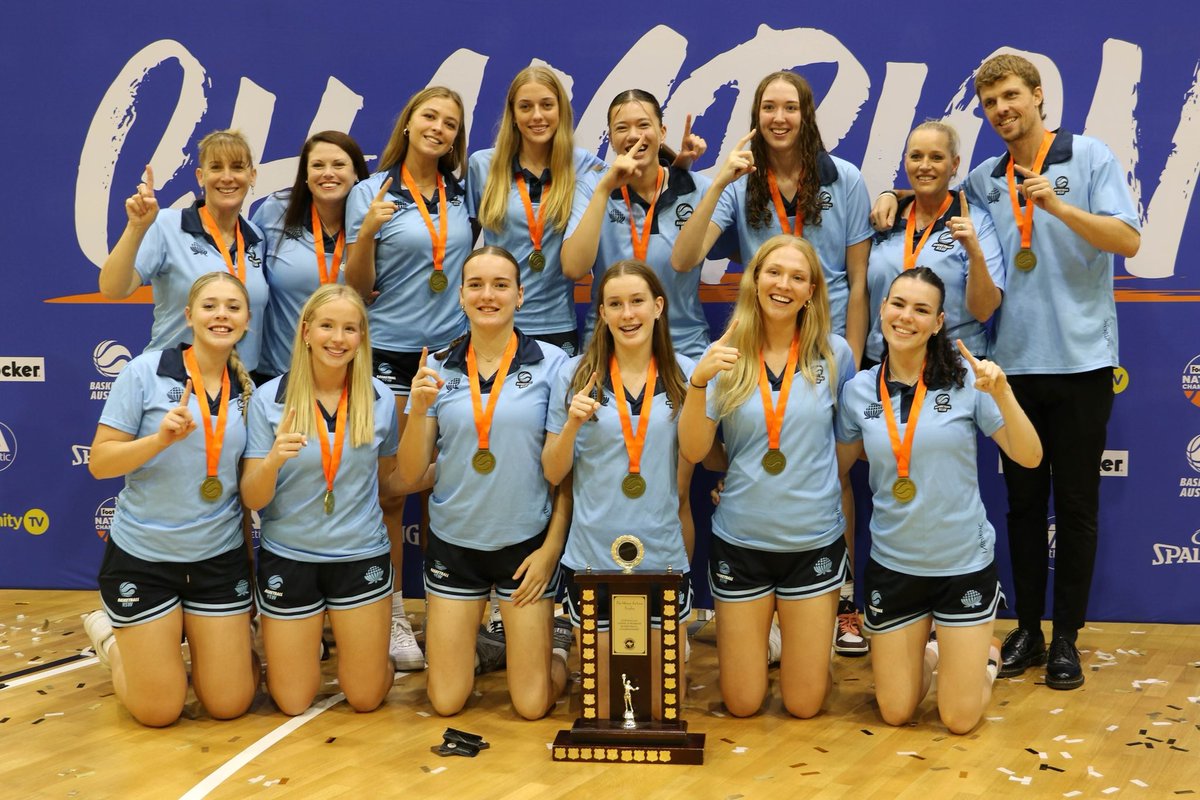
[552,535,705,765]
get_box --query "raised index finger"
[681,114,693,143]
[373,176,394,203]
[178,379,192,407]
[959,190,969,217]
[717,317,740,344]
[582,371,598,395]
[955,339,980,368]
[1012,164,1037,179]
[735,130,756,151]
[143,164,155,194]
[279,406,297,433]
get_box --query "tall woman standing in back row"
[344,88,472,671]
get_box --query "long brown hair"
[745,72,825,231]
[378,87,467,178]
[281,131,370,232]
[711,236,836,418]
[478,67,577,234]
[185,272,254,419]
[569,260,686,418]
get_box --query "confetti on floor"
[1089,766,1104,778]
[732,746,748,754]
[1050,708,1064,715]
[1131,779,1149,788]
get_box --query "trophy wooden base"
[551,723,705,765]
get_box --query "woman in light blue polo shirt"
[344,87,473,671]
[83,271,258,727]
[679,235,855,719]
[252,131,370,381]
[99,129,270,372]
[241,284,401,716]
[398,246,571,720]
[836,267,1041,734]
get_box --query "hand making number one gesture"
[125,164,160,231]
[716,131,757,188]
[268,407,307,468]
[566,372,602,427]
[956,339,1009,398]
[691,319,741,388]
[408,347,445,416]
[361,176,398,238]
[158,379,196,446]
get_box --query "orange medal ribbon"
[401,165,448,283]
[879,360,927,503]
[767,169,803,236]
[756,331,801,475]
[515,173,548,255]
[198,206,247,283]
[620,167,664,260]
[1006,131,1056,253]
[311,204,344,285]
[183,347,231,486]
[610,355,658,479]
[903,194,954,270]
[466,332,519,473]
[314,383,348,515]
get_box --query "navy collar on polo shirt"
[157,343,245,413]
[989,128,1074,178]
[773,151,839,214]
[181,199,263,249]
[384,163,466,209]
[441,328,546,391]
[274,372,383,430]
[510,153,551,203]
[602,368,667,416]
[876,358,954,423]
[763,358,804,392]
[608,159,698,236]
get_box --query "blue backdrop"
[2,2,1198,623]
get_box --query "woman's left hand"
[957,339,1009,397]
[947,191,979,251]
[673,114,707,166]
[510,543,560,607]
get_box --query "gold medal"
[529,249,546,272]
[892,477,917,504]
[472,448,496,474]
[1015,248,1037,271]
[761,448,787,475]
[621,473,646,499]
[429,270,449,293]
[200,476,223,502]
[323,490,335,515]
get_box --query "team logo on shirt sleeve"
[934,393,952,412]
[986,188,1001,205]
[1053,176,1070,196]
[864,402,882,420]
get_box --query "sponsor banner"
[0,357,46,382]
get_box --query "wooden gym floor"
[1,590,1197,799]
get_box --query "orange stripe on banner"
[1113,288,1200,302]
[45,287,155,304]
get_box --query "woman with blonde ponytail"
[241,284,406,715]
[678,235,856,719]
[82,271,259,727]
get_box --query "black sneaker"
[475,625,507,675]
[998,627,1046,678]
[1045,635,1084,690]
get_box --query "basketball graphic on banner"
[93,340,131,378]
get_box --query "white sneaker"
[767,619,782,665]
[486,600,504,640]
[82,610,114,667]
[390,614,426,672]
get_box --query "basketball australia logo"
[1180,435,1200,499]
[89,340,132,400]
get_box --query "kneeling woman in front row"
[241,284,402,715]
[836,268,1041,733]
[399,246,572,719]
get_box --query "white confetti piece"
[430,766,446,775]
[898,751,919,757]
[1050,708,1064,715]
[248,775,265,784]
[1039,752,1048,760]
[1064,792,1083,798]
[986,716,1004,721]
[711,710,726,717]
[1129,630,1145,634]
[416,711,431,717]
[997,767,1015,775]
[1087,625,1102,631]
[1065,738,1083,744]
[263,780,278,787]
[1088,766,1103,778]
[1131,678,1167,689]
[43,712,63,717]
[1107,725,1119,731]
[732,746,748,754]
[1009,775,1032,785]
[1054,734,1067,741]
[1102,787,1119,795]
[1061,752,1073,759]
[1152,721,1171,726]
[692,684,705,690]
[1187,697,1199,704]
[1130,779,1148,788]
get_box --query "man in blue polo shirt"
[964,54,1140,690]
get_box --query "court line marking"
[0,656,98,690]
[180,672,413,800]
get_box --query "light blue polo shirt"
[836,361,1005,576]
[866,192,1005,362]
[565,162,714,359]
[710,153,873,336]
[547,353,695,573]
[245,375,398,562]
[345,165,472,352]
[467,147,605,339]
[98,345,246,563]
[134,201,269,372]
[708,334,856,551]
[252,191,346,377]
[412,331,568,550]
[964,130,1139,374]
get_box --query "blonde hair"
[185,272,254,419]
[283,285,376,447]
[712,235,836,419]
[909,119,960,159]
[378,87,467,178]
[569,260,686,419]
[478,67,577,234]
[197,129,254,169]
